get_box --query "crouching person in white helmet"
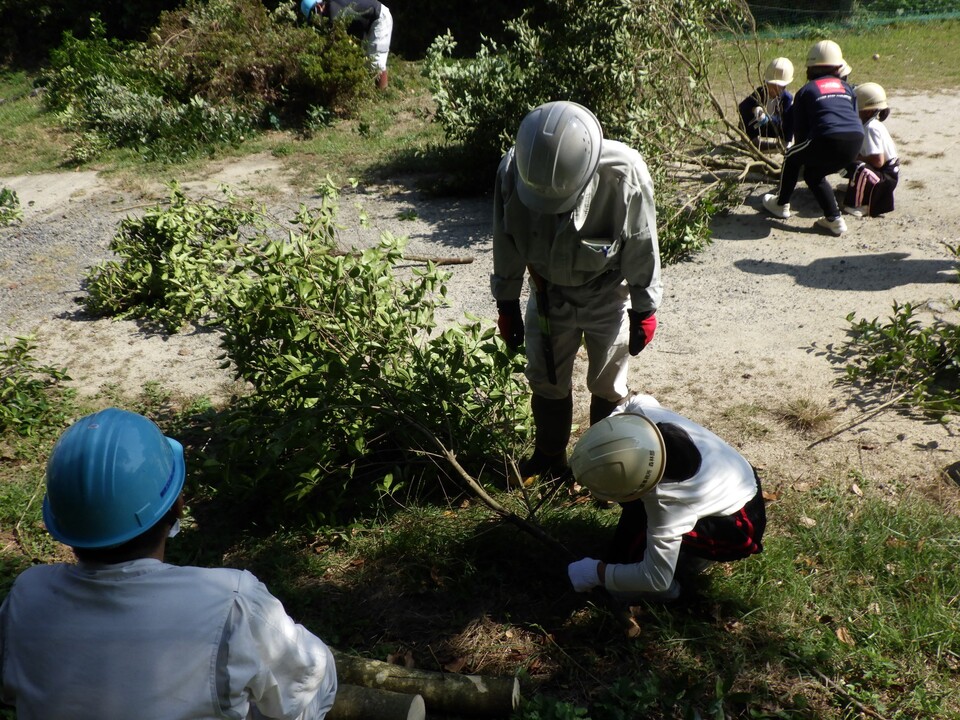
[566,395,766,603]
[737,57,795,147]
[0,408,338,720]
[492,101,662,482]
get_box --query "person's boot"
[518,393,572,480]
[376,70,388,90]
[589,395,622,425]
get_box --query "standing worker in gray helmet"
[0,408,338,720]
[491,101,663,481]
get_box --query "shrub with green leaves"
[151,0,371,120]
[425,0,749,165]
[0,337,72,437]
[210,204,529,523]
[39,1,371,162]
[82,183,262,332]
[0,187,22,226]
[81,183,529,524]
[840,243,960,417]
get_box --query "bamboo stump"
[327,683,426,720]
[332,651,520,717]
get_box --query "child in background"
[843,82,900,217]
[738,57,795,146]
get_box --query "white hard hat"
[855,82,888,111]
[514,101,603,215]
[806,40,846,68]
[569,413,666,503]
[764,57,794,86]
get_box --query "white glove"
[567,558,602,592]
[751,106,768,127]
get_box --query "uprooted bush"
[82,183,263,331]
[41,1,371,162]
[82,183,530,526]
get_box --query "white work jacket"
[491,139,662,315]
[0,559,337,720]
[604,396,760,594]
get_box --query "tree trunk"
[332,651,521,717]
[327,683,426,720]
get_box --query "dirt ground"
[1,90,958,501]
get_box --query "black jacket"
[322,0,382,36]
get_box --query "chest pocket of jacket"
[573,236,622,272]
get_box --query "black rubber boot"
[589,395,622,425]
[518,393,573,479]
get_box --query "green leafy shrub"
[425,0,748,166]
[42,17,163,114]
[39,2,371,162]
[0,337,72,437]
[150,0,371,120]
[82,183,262,331]
[0,187,22,226]
[211,203,529,523]
[81,183,529,524]
[839,244,960,417]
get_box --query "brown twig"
[787,653,892,720]
[806,387,915,449]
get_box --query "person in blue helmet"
[301,0,393,89]
[0,408,338,720]
[761,40,864,237]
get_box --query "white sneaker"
[816,216,847,236]
[762,193,791,219]
[843,205,864,217]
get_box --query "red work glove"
[497,300,524,352]
[628,309,657,355]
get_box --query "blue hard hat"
[42,408,186,549]
[301,0,318,18]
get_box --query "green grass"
[0,70,72,174]
[755,19,960,92]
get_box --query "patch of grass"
[721,402,773,440]
[0,71,72,174]
[777,395,838,434]
[753,19,960,93]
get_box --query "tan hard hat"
[807,40,846,68]
[764,57,794,86]
[569,413,666,503]
[855,82,888,111]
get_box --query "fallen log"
[327,683,425,720]
[332,650,520,717]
